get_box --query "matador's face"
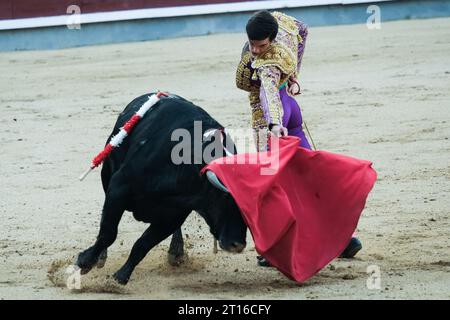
[248,37,272,57]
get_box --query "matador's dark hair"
[246,10,278,41]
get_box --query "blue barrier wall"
[1,0,450,51]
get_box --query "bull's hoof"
[168,253,186,267]
[76,247,98,275]
[96,249,108,269]
[79,266,93,275]
[112,271,129,285]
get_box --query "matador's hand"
[288,76,301,96]
[269,124,288,137]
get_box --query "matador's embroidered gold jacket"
[236,12,308,129]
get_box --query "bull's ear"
[206,171,229,193]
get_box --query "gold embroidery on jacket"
[236,51,259,92]
[273,11,303,45]
[252,44,296,86]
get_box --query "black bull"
[76,93,247,285]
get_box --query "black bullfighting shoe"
[340,237,362,258]
[257,255,272,267]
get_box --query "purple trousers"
[280,88,312,150]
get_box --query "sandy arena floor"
[0,17,449,299]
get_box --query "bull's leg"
[76,178,128,274]
[167,228,185,266]
[113,217,187,285]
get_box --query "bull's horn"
[206,170,229,193]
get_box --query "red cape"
[202,136,377,283]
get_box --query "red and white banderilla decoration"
[79,91,168,181]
